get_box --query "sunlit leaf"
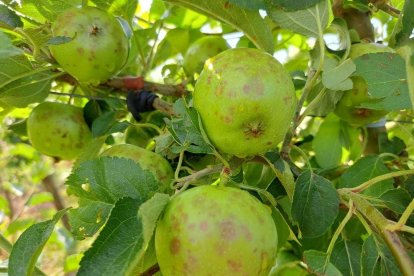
[66,157,158,239]
[164,0,274,53]
[0,55,52,107]
[9,209,68,276]
[313,114,343,169]
[267,0,332,37]
[268,0,324,11]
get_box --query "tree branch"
[42,175,71,231]
[341,191,414,275]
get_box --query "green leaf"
[271,205,291,250]
[267,0,332,37]
[307,83,343,116]
[138,193,170,246]
[292,171,339,237]
[267,0,324,11]
[153,28,190,66]
[379,188,412,214]
[91,111,130,137]
[361,235,401,276]
[313,114,343,169]
[17,27,52,60]
[378,134,406,156]
[67,198,113,238]
[264,152,295,201]
[227,0,265,10]
[322,59,356,91]
[330,239,362,276]
[164,0,274,53]
[0,30,23,58]
[78,194,169,275]
[167,98,214,154]
[0,55,52,107]
[47,35,74,45]
[11,0,80,23]
[8,209,68,276]
[303,250,343,275]
[78,198,144,276]
[65,157,159,239]
[127,193,170,275]
[0,5,23,29]
[353,52,411,111]
[90,0,138,22]
[337,155,394,197]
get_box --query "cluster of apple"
[24,5,392,275]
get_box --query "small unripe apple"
[193,48,297,157]
[334,76,388,126]
[49,6,129,84]
[27,102,92,160]
[183,36,229,76]
[334,43,393,126]
[155,185,278,275]
[101,144,173,191]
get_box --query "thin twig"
[281,69,317,159]
[140,264,160,276]
[172,164,223,189]
[342,169,414,193]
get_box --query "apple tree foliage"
[0,0,414,275]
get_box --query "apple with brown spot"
[155,185,278,275]
[27,102,92,160]
[49,6,129,84]
[334,43,393,126]
[193,48,297,157]
[101,144,173,192]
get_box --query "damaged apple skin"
[155,185,278,276]
[49,6,129,84]
[193,48,297,157]
[27,102,92,160]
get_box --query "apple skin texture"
[334,43,394,126]
[101,144,173,191]
[193,48,297,157]
[183,36,229,76]
[155,185,278,276]
[49,6,129,84]
[27,102,92,160]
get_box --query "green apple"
[334,43,393,126]
[49,6,129,84]
[193,48,297,157]
[27,102,92,160]
[155,185,278,275]
[334,76,388,126]
[101,144,173,191]
[183,36,229,76]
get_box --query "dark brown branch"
[333,0,375,42]
[42,174,71,231]
[55,73,189,97]
[140,264,160,276]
